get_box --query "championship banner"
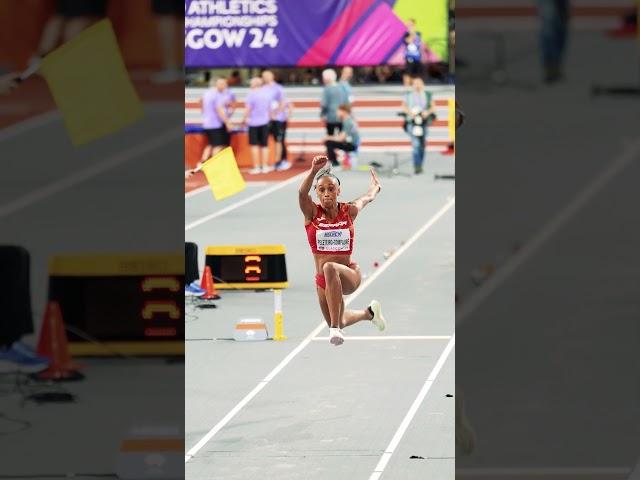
[185,0,449,67]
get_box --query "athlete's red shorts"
[315,262,358,289]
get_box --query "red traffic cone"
[200,266,221,300]
[443,142,455,156]
[35,301,83,381]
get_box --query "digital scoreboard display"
[48,254,184,356]
[205,245,288,289]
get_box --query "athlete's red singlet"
[305,203,354,255]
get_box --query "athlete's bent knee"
[322,262,338,277]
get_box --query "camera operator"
[401,77,436,175]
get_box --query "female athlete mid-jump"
[299,155,386,345]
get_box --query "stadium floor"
[456,12,640,480]
[0,100,185,477]
[185,152,456,480]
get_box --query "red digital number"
[244,255,262,282]
[140,276,181,339]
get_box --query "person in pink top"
[299,155,386,346]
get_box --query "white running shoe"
[248,167,263,174]
[368,300,386,331]
[275,160,291,171]
[262,165,275,173]
[329,327,344,346]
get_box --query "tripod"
[389,151,412,177]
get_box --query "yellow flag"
[39,19,144,146]
[201,147,246,201]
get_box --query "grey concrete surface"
[456,13,640,476]
[185,151,455,479]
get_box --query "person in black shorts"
[205,128,229,151]
[243,77,273,174]
[200,78,235,162]
[249,124,269,148]
[274,99,293,170]
[151,0,183,83]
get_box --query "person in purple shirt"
[242,77,273,174]
[200,77,235,164]
[261,70,291,171]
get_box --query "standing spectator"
[324,104,360,168]
[150,0,183,83]
[262,70,286,170]
[536,0,570,83]
[403,18,423,77]
[339,66,354,105]
[401,77,436,174]
[274,97,294,171]
[243,77,273,174]
[200,77,235,164]
[320,69,348,136]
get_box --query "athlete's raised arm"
[349,169,381,220]
[298,156,327,220]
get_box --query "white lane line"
[368,334,454,480]
[0,111,60,142]
[0,128,181,219]
[311,336,451,341]
[185,172,307,230]
[457,137,640,327]
[185,181,275,198]
[0,102,179,144]
[456,467,631,478]
[184,185,209,198]
[185,322,327,464]
[185,197,455,462]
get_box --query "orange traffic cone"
[200,266,221,300]
[35,301,83,381]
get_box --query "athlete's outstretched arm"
[299,156,326,220]
[349,169,381,219]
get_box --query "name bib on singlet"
[316,229,351,252]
